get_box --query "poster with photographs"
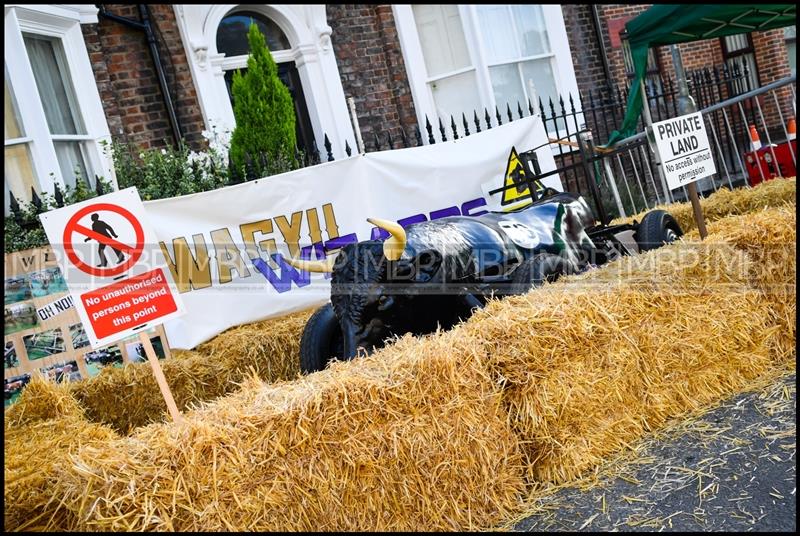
[29,267,68,298]
[23,328,66,360]
[5,373,31,407]
[5,301,38,335]
[5,274,32,305]
[5,341,19,369]
[4,246,173,405]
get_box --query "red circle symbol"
[62,203,145,277]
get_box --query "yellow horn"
[284,255,336,273]
[367,217,407,261]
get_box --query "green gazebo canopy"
[606,4,796,146]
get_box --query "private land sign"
[652,112,716,190]
[40,188,185,348]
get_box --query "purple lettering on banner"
[398,214,427,227]
[253,254,311,293]
[324,233,358,251]
[462,197,488,217]
[370,227,389,240]
[368,200,491,239]
[429,206,460,220]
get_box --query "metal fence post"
[578,130,609,225]
[347,97,364,154]
[602,156,627,218]
[640,79,673,204]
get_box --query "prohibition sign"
[62,203,145,277]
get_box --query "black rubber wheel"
[635,210,683,252]
[510,253,575,294]
[299,303,344,374]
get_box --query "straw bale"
[53,330,525,531]
[5,374,84,428]
[69,308,312,433]
[5,378,119,532]
[465,240,782,484]
[613,177,796,232]
[692,206,796,360]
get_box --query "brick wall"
[327,4,417,150]
[82,4,205,152]
[752,29,794,137]
[561,5,609,96]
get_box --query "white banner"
[144,115,561,349]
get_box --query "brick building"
[4,4,795,214]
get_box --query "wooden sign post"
[139,331,182,423]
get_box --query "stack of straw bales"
[614,177,795,232]
[5,376,119,531]
[465,240,782,484]
[53,332,526,531]
[69,308,311,433]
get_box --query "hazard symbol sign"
[40,187,185,348]
[481,146,550,213]
[500,147,544,207]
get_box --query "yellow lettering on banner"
[259,237,279,269]
[159,234,212,293]
[210,228,251,284]
[240,219,273,261]
[275,211,303,259]
[306,208,322,245]
[322,203,340,240]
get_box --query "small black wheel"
[510,253,575,294]
[635,210,683,252]
[299,303,344,374]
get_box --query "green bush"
[110,138,230,201]
[228,23,298,181]
[4,176,112,254]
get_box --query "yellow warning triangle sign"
[500,147,543,207]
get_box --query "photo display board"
[4,246,172,407]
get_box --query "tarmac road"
[511,372,796,532]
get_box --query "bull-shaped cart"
[287,140,682,373]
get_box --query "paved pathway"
[511,373,796,532]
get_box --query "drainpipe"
[96,4,183,146]
[590,5,613,90]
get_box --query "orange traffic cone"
[788,118,796,141]
[749,124,761,151]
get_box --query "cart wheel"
[635,210,683,252]
[510,253,575,294]
[299,303,344,374]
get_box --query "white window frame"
[173,5,355,160]
[393,4,583,150]
[4,5,114,211]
